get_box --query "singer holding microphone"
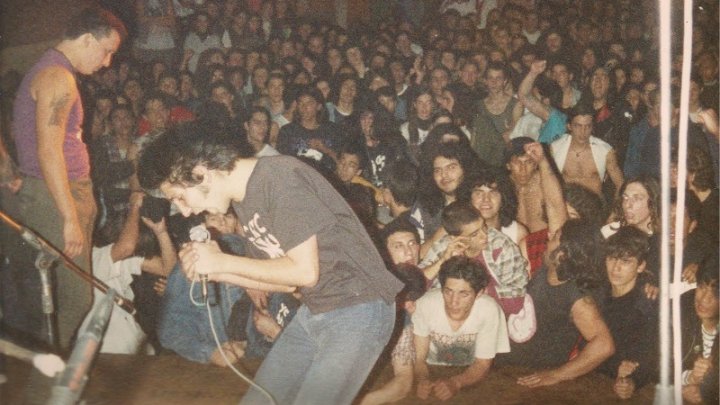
[137,121,403,405]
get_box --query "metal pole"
[671,1,694,404]
[653,0,674,403]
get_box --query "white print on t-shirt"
[372,155,386,176]
[243,213,285,258]
[276,303,290,327]
[429,331,478,365]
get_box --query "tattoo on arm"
[48,93,71,126]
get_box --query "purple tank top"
[13,48,89,179]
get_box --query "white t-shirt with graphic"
[413,288,510,366]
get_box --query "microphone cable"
[190,279,276,405]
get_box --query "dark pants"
[1,176,96,351]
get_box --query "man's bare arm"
[180,235,320,288]
[212,273,297,292]
[449,357,492,390]
[413,334,433,399]
[33,67,84,258]
[605,149,624,196]
[518,296,614,387]
[525,142,567,237]
[557,296,615,379]
[518,60,550,121]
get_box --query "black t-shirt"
[496,266,586,368]
[232,156,403,313]
[594,283,658,387]
[276,121,343,172]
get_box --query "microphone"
[189,224,211,304]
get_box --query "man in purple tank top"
[3,7,126,353]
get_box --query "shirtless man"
[506,138,567,237]
[550,105,624,196]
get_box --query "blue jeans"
[240,299,395,405]
[158,234,246,363]
[243,293,300,359]
[158,264,243,363]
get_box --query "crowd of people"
[0,0,718,403]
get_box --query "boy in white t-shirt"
[80,192,176,354]
[412,256,509,401]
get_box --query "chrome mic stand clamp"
[34,250,60,350]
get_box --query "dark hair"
[613,176,661,233]
[283,83,302,107]
[418,141,482,216]
[687,146,717,191]
[670,188,702,223]
[604,226,650,264]
[442,201,481,236]
[381,159,418,207]
[244,105,272,125]
[421,124,475,168]
[564,183,605,225]
[504,137,534,165]
[381,216,420,250]
[442,82,475,127]
[137,121,254,190]
[535,75,563,109]
[65,7,127,41]
[568,102,596,122]
[328,73,359,105]
[196,101,233,132]
[207,80,233,97]
[337,141,367,172]
[295,85,325,105]
[484,61,511,80]
[554,219,603,292]
[438,256,489,294]
[697,254,719,298]
[392,263,427,302]
[375,85,396,100]
[462,169,518,227]
[143,90,171,112]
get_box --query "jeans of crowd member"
[231,291,300,360]
[240,299,396,405]
[158,263,243,363]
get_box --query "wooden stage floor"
[0,352,658,404]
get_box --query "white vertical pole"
[671,0,694,404]
[654,0,674,403]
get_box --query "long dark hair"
[554,219,603,293]
[417,141,483,216]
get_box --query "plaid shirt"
[421,227,529,298]
[478,227,529,299]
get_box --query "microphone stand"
[0,210,136,349]
[48,289,115,405]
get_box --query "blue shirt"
[538,108,567,144]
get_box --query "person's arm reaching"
[433,358,492,401]
[140,216,177,277]
[525,142,567,238]
[605,149,624,197]
[518,60,551,121]
[413,334,433,400]
[110,192,143,262]
[518,296,615,387]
